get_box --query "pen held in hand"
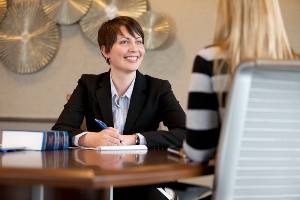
[95,118,108,129]
[94,118,123,144]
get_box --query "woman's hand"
[119,134,136,145]
[78,127,122,148]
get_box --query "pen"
[95,118,108,129]
[167,147,186,158]
[95,118,123,144]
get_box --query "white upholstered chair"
[212,60,300,200]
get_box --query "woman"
[53,16,186,149]
[184,0,298,162]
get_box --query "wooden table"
[0,149,207,200]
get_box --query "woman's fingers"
[101,128,122,145]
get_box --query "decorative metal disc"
[137,11,170,50]
[0,0,7,23]
[41,0,92,25]
[80,0,147,45]
[0,0,60,74]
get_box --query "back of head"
[214,0,297,75]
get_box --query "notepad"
[80,145,148,151]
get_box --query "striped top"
[183,46,230,162]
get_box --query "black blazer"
[52,71,186,149]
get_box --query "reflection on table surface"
[0,149,191,170]
[74,149,146,169]
[0,149,207,188]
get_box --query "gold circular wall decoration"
[137,11,170,50]
[41,0,92,25]
[0,0,60,74]
[0,0,7,23]
[80,0,147,45]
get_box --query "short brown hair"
[98,16,144,55]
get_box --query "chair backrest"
[213,60,300,200]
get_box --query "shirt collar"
[110,73,136,99]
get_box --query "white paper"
[80,145,148,151]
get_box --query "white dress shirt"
[110,75,133,134]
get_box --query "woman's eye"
[120,40,128,44]
[136,40,143,45]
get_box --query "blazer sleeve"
[52,75,87,139]
[140,80,187,149]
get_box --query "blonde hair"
[213,0,296,75]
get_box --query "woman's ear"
[100,46,111,65]
[100,46,108,58]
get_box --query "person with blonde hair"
[184,0,298,162]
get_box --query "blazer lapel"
[124,71,147,132]
[95,72,114,127]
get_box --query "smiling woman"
[52,16,187,150]
[52,18,187,198]
[101,26,145,76]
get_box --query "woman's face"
[103,26,145,73]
